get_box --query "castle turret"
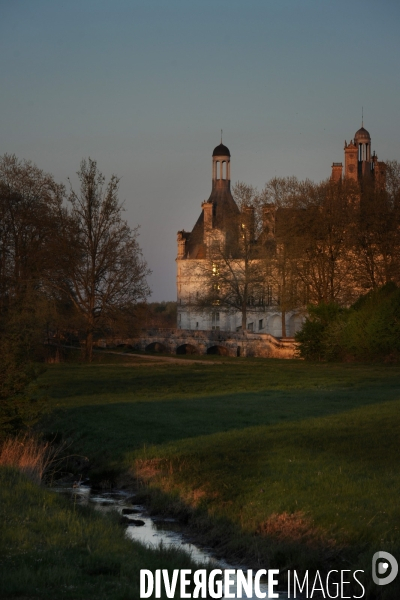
[344,139,358,181]
[177,231,187,259]
[212,143,231,191]
[354,126,372,178]
[331,162,343,182]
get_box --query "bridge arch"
[145,342,168,353]
[268,314,282,338]
[176,343,198,355]
[289,313,303,336]
[207,345,229,356]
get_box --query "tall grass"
[0,434,57,484]
[1,468,205,599]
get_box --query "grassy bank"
[0,467,203,599]
[38,355,400,598]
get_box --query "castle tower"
[176,138,303,336]
[344,140,358,181]
[331,162,343,182]
[354,126,372,178]
[337,122,385,187]
[199,141,239,248]
[212,143,231,192]
[372,152,387,189]
[176,140,239,331]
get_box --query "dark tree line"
[0,153,151,436]
[0,154,151,365]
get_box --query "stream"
[53,484,292,599]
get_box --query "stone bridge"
[99,328,298,359]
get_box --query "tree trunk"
[281,310,286,338]
[85,329,94,362]
[241,302,247,331]
[281,267,287,338]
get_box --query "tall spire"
[221,129,223,144]
[362,107,363,127]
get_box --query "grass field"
[37,355,400,598]
[0,467,202,599]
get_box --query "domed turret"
[212,143,231,157]
[212,140,231,188]
[354,125,371,163]
[354,127,371,143]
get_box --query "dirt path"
[103,350,218,366]
[57,344,221,366]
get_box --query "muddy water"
[54,485,291,599]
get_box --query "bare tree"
[266,240,301,338]
[259,177,315,334]
[0,155,66,434]
[0,154,67,366]
[286,178,359,305]
[194,185,267,331]
[0,154,64,312]
[353,168,400,289]
[52,159,151,360]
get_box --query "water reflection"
[53,485,290,599]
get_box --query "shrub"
[295,303,343,360]
[0,307,48,439]
[339,284,400,361]
[0,434,57,484]
[296,284,400,362]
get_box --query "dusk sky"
[1,0,399,300]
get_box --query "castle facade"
[176,142,303,337]
[176,124,387,338]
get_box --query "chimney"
[242,205,255,242]
[177,231,186,259]
[262,204,276,238]
[331,162,343,182]
[202,201,213,230]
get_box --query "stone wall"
[97,329,298,359]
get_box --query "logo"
[372,552,398,586]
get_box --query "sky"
[1,0,399,300]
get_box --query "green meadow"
[0,467,201,599]
[3,354,400,598]
[35,355,400,598]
